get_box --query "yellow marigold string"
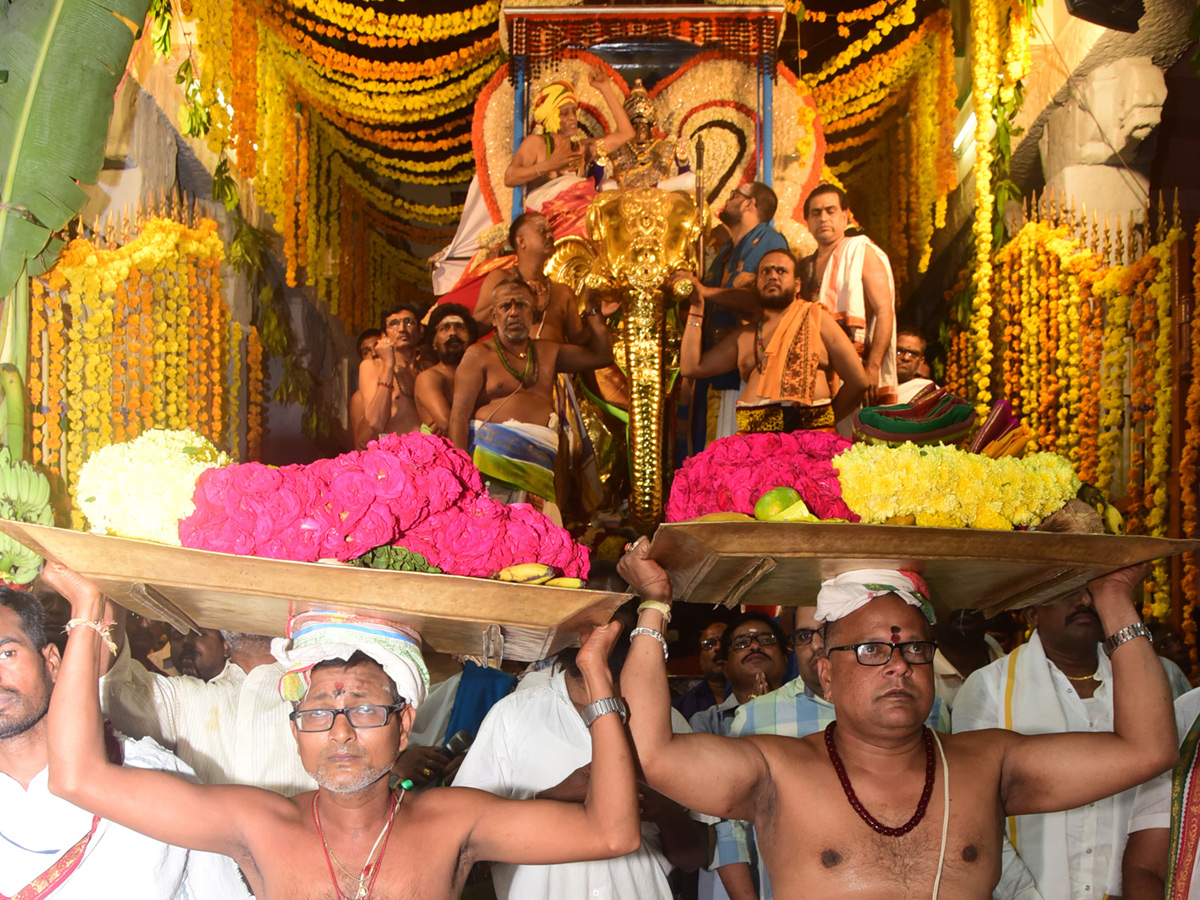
[1180,220,1200,673]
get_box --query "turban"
[531,80,577,134]
[815,569,936,625]
[273,611,430,707]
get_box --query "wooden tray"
[647,521,1200,615]
[0,521,629,662]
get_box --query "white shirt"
[455,670,685,900]
[0,736,251,900]
[931,634,1006,710]
[99,643,316,795]
[895,377,934,403]
[1127,687,1200,898]
[954,641,1186,900]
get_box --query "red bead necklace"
[824,721,935,837]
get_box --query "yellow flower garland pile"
[807,8,957,288]
[943,217,1189,623]
[29,218,263,525]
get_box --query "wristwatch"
[1102,622,1152,658]
[581,696,628,728]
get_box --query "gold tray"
[647,521,1200,615]
[0,521,629,662]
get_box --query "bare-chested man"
[505,69,633,191]
[415,303,477,436]
[357,304,424,447]
[681,248,869,431]
[42,564,640,900]
[448,277,610,519]
[616,541,1176,899]
[474,213,584,345]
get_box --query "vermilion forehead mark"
[890,627,901,643]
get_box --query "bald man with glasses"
[618,547,1176,900]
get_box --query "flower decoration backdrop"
[28,214,264,528]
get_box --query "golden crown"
[624,79,657,125]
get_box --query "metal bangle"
[631,626,668,659]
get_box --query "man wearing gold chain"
[953,585,1193,899]
[448,276,611,523]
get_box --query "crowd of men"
[4,547,1198,900]
[351,180,938,524]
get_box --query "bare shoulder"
[460,342,492,366]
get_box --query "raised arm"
[463,621,641,863]
[820,311,870,420]
[359,352,393,436]
[617,539,771,821]
[41,564,280,860]
[669,271,761,315]
[680,300,741,380]
[589,68,634,154]
[999,566,1177,816]
[448,346,487,451]
[555,309,613,373]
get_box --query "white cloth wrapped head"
[815,569,936,625]
[272,610,430,707]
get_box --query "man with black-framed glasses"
[618,545,1176,900]
[357,303,426,446]
[42,566,643,900]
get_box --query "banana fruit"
[0,444,54,584]
[1077,483,1125,535]
[496,562,557,584]
[545,576,585,589]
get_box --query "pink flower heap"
[666,431,860,523]
[178,433,588,578]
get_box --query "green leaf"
[0,0,152,297]
[211,158,238,211]
[228,213,269,276]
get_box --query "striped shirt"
[99,643,317,795]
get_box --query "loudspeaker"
[1065,0,1144,33]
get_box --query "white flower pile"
[74,429,230,545]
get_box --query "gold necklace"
[1065,670,1100,681]
[312,789,404,900]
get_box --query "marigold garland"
[1181,221,1200,670]
[29,218,261,522]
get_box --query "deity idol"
[600,80,695,194]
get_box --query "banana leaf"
[0,0,152,298]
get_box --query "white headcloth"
[814,569,936,625]
[272,610,430,707]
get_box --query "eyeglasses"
[896,348,924,359]
[826,641,937,666]
[290,704,406,732]
[729,632,780,652]
[789,628,818,647]
[385,317,414,329]
[699,637,721,651]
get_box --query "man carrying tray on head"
[40,563,641,900]
[616,540,1177,899]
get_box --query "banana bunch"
[0,445,54,584]
[1077,484,1125,535]
[495,563,585,588]
[0,447,53,526]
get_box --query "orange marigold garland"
[1181,221,1200,671]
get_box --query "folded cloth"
[851,386,975,446]
[815,569,936,624]
[736,401,834,434]
[758,299,823,406]
[470,418,558,504]
[273,611,430,707]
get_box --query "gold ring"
[422,767,433,778]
